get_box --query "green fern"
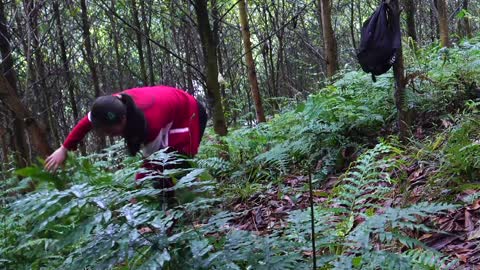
[333,143,399,217]
[285,143,458,269]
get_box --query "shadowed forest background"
[2,0,480,269]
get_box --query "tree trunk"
[430,1,437,42]
[404,0,418,42]
[349,0,357,51]
[272,1,288,96]
[267,37,278,103]
[130,0,148,85]
[388,0,409,141]
[140,0,155,85]
[0,75,52,158]
[194,0,228,136]
[211,0,225,98]
[434,0,450,47]
[80,0,101,97]
[462,0,472,38]
[238,0,266,123]
[184,17,195,95]
[12,117,29,167]
[109,0,124,90]
[0,125,8,167]
[318,0,338,78]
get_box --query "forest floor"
[225,115,480,268]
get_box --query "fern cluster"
[285,143,458,269]
[197,68,395,192]
[0,147,309,270]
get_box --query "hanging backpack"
[357,1,401,81]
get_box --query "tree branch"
[94,0,206,81]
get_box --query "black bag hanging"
[357,1,401,82]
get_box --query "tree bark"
[434,0,450,47]
[183,15,195,95]
[388,0,409,141]
[349,0,357,51]
[12,117,29,166]
[194,0,228,136]
[0,125,8,167]
[404,0,418,42]
[140,0,155,85]
[238,0,266,123]
[318,0,338,78]
[80,0,101,97]
[0,75,52,158]
[130,0,148,85]
[430,1,437,42]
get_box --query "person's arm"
[45,115,93,172]
[62,115,93,151]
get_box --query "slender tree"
[0,123,8,168]
[404,0,418,42]
[434,0,450,47]
[318,0,338,78]
[461,0,473,38]
[140,0,155,85]
[238,0,266,123]
[80,0,101,97]
[194,0,228,135]
[349,0,357,51]
[389,0,408,140]
[108,0,125,90]
[130,0,148,85]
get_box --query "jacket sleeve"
[62,115,93,151]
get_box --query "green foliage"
[443,117,480,180]
[198,37,480,201]
[286,144,458,269]
[2,143,459,270]
[0,147,307,270]
[403,37,480,115]
[198,68,395,190]
[412,109,480,193]
[333,143,399,215]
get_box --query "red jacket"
[63,86,202,157]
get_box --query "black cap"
[90,96,126,128]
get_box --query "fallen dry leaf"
[456,253,468,263]
[468,199,480,211]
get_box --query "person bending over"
[45,85,208,198]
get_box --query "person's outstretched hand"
[45,146,68,172]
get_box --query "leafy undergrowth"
[2,38,480,269]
